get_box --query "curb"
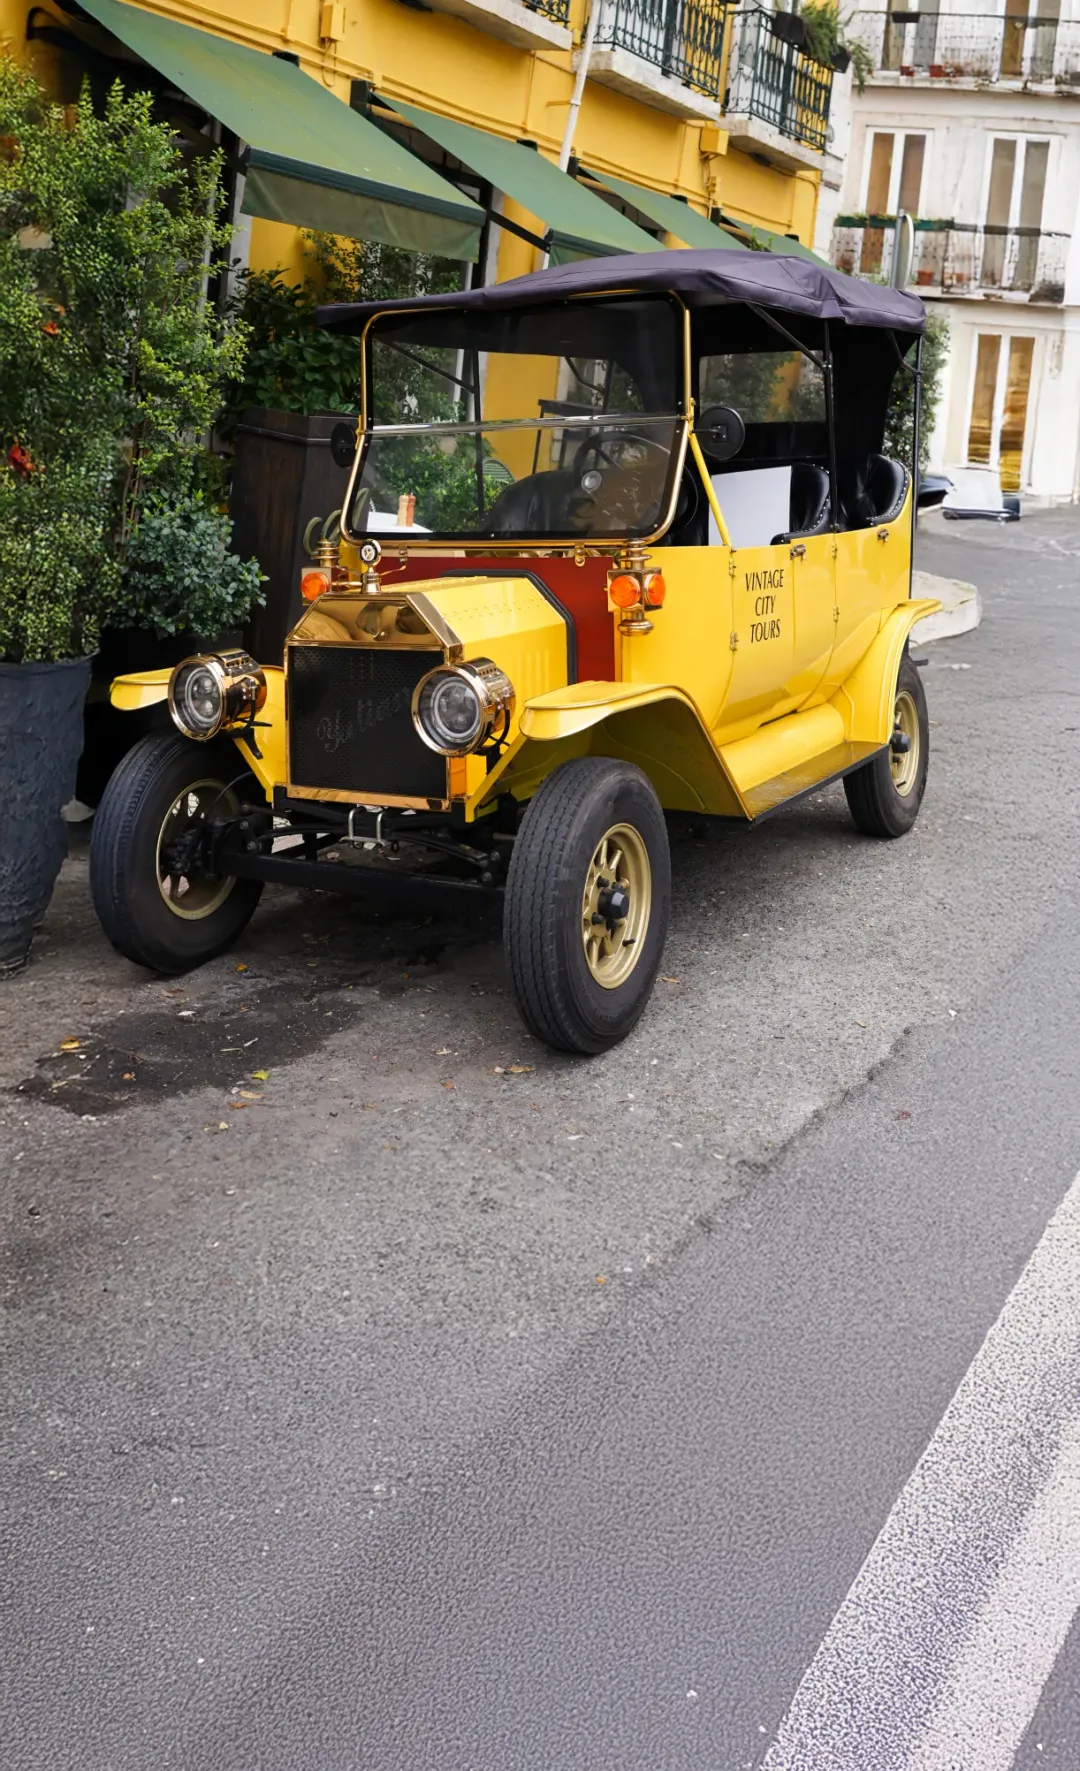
[911,569,982,645]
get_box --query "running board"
[741,741,886,822]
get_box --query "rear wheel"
[504,757,671,1054]
[844,652,929,838]
[90,734,264,973]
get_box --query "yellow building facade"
[1,0,830,287]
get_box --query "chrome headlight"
[411,659,515,757]
[168,650,267,742]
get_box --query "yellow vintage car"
[91,250,940,1053]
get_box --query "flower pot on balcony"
[916,268,934,285]
[831,45,852,71]
[929,62,946,76]
[772,12,809,48]
[0,655,92,972]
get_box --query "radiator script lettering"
[316,689,413,753]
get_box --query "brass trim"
[405,591,465,659]
[283,784,451,810]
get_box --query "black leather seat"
[771,461,831,545]
[841,454,910,529]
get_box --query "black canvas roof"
[317,247,926,336]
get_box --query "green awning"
[718,211,830,268]
[382,97,661,264]
[76,0,485,258]
[584,171,748,252]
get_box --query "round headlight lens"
[412,660,515,757]
[173,662,223,737]
[419,674,483,750]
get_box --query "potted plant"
[800,0,875,87]
[0,57,258,969]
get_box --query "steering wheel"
[571,430,671,481]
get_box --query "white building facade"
[817,3,1080,502]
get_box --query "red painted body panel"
[392,555,615,683]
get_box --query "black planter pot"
[772,11,809,48]
[831,44,852,71]
[230,408,359,663]
[0,655,93,972]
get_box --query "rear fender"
[832,600,940,744]
[468,682,749,819]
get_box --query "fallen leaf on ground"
[595,1275,606,1285]
[251,1069,270,1081]
[661,976,680,984]
[217,1122,229,1131]
[238,1090,263,1101]
[506,1065,533,1075]
[58,1038,80,1051]
[436,1047,452,1056]
[228,1102,248,1111]
[177,1010,195,1018]
[855,1018,868,1027]
[122,1072,135,1081]
[442,1080,455,1090]
[235,963,248,973]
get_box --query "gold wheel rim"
[581,822,652,990]
[154,780,238,921]
[891,688,921,796]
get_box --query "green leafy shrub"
[800,0,874,89]
[221,231,465,431]
[885,311,950,475]
[110,496,265,639]
[0,55,257,661]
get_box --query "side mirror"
[330,421,358,471]
[916,473,950,510]
[696,405,745,462]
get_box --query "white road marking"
[762,1168,1080,1771]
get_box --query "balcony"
[587,0,732,119]
[424,0,571,53]
[724,7,834,167]
[848,8,1080,86]
[832,216,1069,301]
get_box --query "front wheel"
[844,651,929,838]
[90,734,264,973]
[504,757,671,1054]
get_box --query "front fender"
[832,599,940,744]
[469,682,749,818]
[109,665,284,801]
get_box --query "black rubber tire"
[843,651,929,838]
[504,757,671,1055]
[90,733,264,974]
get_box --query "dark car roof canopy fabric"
[378,98,661,263]
[318,247,928,336]
[75,0,485,258]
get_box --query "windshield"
[345,297,684,544]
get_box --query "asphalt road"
[4,507,1080,1769]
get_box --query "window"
[966,332,1035,491]
[860,131,927,273]
[700,351,825,426]
[983,137,1049,288]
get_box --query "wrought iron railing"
[832,216,1069,301]
[524,0,572,25]
[591,0,732,98]
[725,7,834,149]
[848,8,1080,84]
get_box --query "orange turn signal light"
[608,573,641,609]
[301,569,330,603]
[643,571,667,608]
